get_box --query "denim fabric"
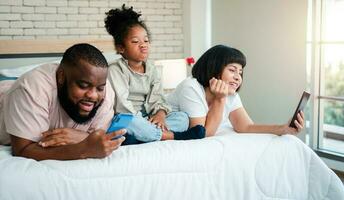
[121,134,142,146]
[165,111,189,132]
[125,111,189,142]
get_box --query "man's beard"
[57,82,103,124]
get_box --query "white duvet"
[0,130,343,200]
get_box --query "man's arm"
[39,128,89,147]
[11,129,125,161]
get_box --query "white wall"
[0,0,184,60]
[183,0,211,61]
[212,0,308,129]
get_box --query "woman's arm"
[189,97,226,136]
[189,78,229,136]
[229,107,304,135]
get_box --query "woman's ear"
[56,68,65,86]
[217,73,222,80]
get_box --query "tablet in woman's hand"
[289,91,310,128]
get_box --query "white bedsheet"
[0,130,343,200]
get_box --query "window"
[308,0,344,159]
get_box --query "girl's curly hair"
[104,4,150,46]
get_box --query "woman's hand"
[277,111,305,135]
[209,77,230,99]
[39,128,89,147]
[149,110,168,131]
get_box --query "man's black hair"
[60,43,108,69]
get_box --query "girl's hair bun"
[105,4,148,46]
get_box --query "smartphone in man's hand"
[107,113,133,139]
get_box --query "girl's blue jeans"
[124,111,189,143]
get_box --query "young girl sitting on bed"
[104,5,205,144]
[167,45,305,136]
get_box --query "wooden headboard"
[0,39,114,56]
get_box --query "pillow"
[154,59,187,90]
[0,52,120,77]
[0,61,60,78]
[0,75,17,81]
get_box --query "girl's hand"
[149,110,168,131]
[277,111,305,135]
[209,77,230,99]
[39,128,89,147]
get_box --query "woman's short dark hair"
[104,4,150,47]
[192,45,246,89]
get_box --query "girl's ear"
[56,68,65,86]
[116,45,125,54]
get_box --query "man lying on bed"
[0,43,125,160]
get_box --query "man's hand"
[10,129,126,160]
[80,129,126,158]
[149,110,168,131]
[39,128,88,147]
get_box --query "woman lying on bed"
[167,45,305,136]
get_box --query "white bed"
[0,51,343,199]
[0,129,343,200]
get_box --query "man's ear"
[56,67,65,86]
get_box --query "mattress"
[0,129,343,200]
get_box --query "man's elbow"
[10,135,34,157]
[11,144,26,157]
[11,144,41,161]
